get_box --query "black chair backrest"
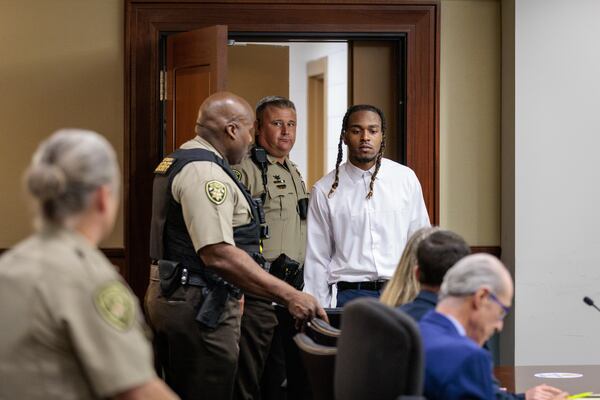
[334,297,424,400]
[324,307,343,328]
[293,332,337,400]
[306,318,341,347]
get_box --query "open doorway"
[227,41,349,187]
[127,3,440,302]
[159,37,404,187]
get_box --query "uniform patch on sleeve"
[154,157,175,174]
[205,180,227,205]
[94,281,135,331]
[232,169,242,181]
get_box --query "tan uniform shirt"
[172,136,252,251]
[233,152,308,263]
[0,227,155,400]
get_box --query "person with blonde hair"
[0,129,177,400]
[380,226,440,307]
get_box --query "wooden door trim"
[125,0,440,297]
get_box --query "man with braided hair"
[304,104,430,307]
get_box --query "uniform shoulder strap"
[250,146,269,200]
[149,148,260,261]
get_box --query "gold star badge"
[206,180,227,205]
[94,281,135,331]
[154,157,175,174]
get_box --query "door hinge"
[159,70,167,101]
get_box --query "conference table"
[495,365,600,396]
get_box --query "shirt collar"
[266,152,289,167]
[343,161,375,183]
[193,136,227,160]
[440,312,467,336]
[417,289,439,305]
[39,224,95,251]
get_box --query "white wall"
[514,0,600,365]
[288,43,347,179]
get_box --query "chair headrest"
[293,332,338,356]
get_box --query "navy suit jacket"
[420,311,496,400]
[398,289,438,321]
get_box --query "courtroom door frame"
[125,0,440,298]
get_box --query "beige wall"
[228,44,289,109]
[0,0,124,248]
[440,0,501,246]
[0,1,500,249]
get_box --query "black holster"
[157,259,182,297]
[269,254,304,290]
[196,285,229,330]
[157,259,233,330]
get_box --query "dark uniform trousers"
[145,265,242,400]
[265,307,313,400]
[234,296,278,400]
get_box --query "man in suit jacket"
[419,254,568,400]
[399,229,470,321]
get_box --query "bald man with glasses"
[419,254,568,400]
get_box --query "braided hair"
[328,104,386,199]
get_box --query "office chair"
[293,332,337,400]
[334,297,426,400]
[324,307,343,328]
[306,317,341,347]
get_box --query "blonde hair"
[25,129,119,225]
[380,226,440,307]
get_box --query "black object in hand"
[270,253,304,290]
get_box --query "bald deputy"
[144,92,326,400]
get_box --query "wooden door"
[351,41,400,163]
[165,25,228,153]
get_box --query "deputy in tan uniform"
[0,129,177,400]
[232,96,309,400]
[144,92,326,400]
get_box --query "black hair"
[417,230,471,286]
[328,104,386,199]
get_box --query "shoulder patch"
[94,281,135,331]
[154,157,175,174]
[232,168,242,181]
[205,180,227,205]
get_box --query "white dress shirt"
[304,159,430,307]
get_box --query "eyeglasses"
[488,292,511,320]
